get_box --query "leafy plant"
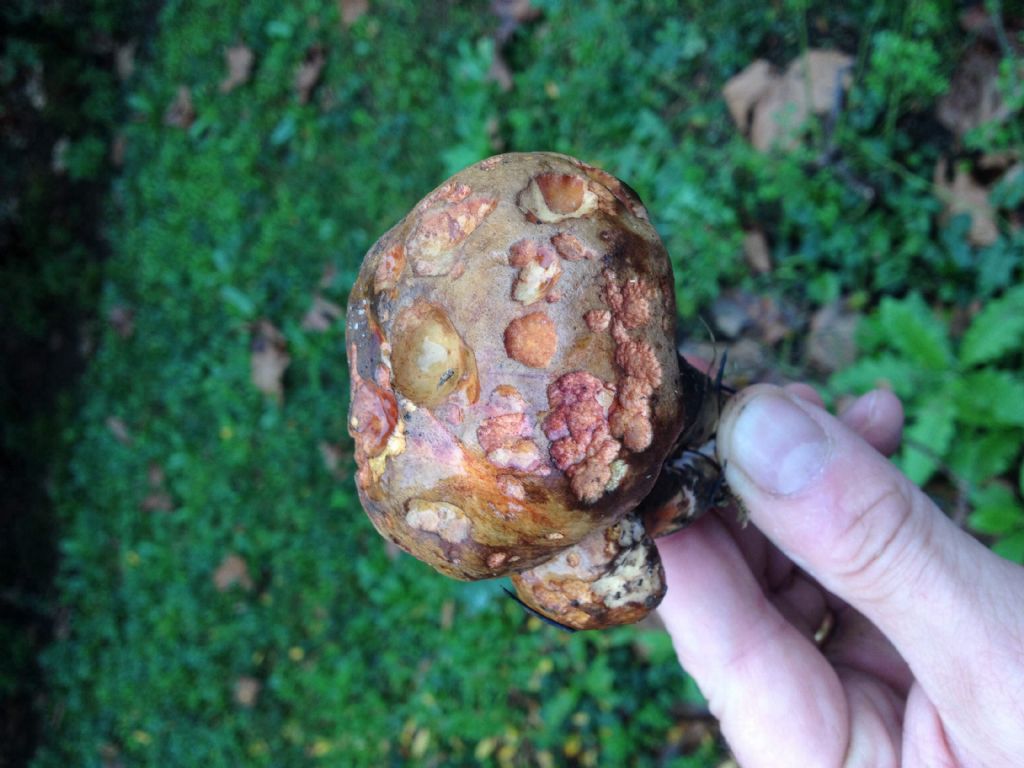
[830,288,1024,562]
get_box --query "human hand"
[656,383,1024,767]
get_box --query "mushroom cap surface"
[346,152,685,580]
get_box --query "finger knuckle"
[829,476,932,603]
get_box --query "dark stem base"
[639,353,733,538]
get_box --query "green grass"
[2,0,1020,765]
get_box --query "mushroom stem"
[638,353,733,539]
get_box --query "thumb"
[717,385,1024,750]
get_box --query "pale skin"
[657,383,1024,767]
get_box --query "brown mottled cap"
[345,152,686,586]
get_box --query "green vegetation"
[2,0,1021,765]
[833,288,1024,562]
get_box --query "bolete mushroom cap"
[346,152,687,602]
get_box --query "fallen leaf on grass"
[937,45,1008,140]
[295,46,326,104]
[742,229,772,274]
[934,157,999,246]
[141,492,173,512]
[318,263,338,290]
[439,599,455,630]
[106,416,133,445]
[338,0,368,27]
[98,742,123,768]
[107,305,134,338]
[213,554,253,592]
[220,44,255,93]
[318,441,351,478]
[142,462,174,512]
[51,137,69,174]
[115,41,136,81]
[492,0,541,42]
[250,320,290,399]
[164,85,195,129]
[722,59,776,129]
[723,50,853,152]
[110,133,126,168]
[488,0,542,91]
[301,295,344,332]
[234,676,262,707]
[806,301,859,375]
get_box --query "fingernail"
[726,394,830,496]
[838,390,878,434]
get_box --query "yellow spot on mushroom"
[605,459,628,491]
[367,418,406,482]
[391,301,477,407]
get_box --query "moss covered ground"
[2,1,1022,765]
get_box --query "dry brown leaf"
[220,44,255,94]
[722,59,777,129]
[788,50,854,114]
[488,0,541,91]
[492,0,541,42]
[106,416,133,445]
[937,46,1008,140]
[51,137,69,174]
[978,150,1020,172]
[725,50,852,152]
[98,743,123,768]
[318,263,338,290]
[959,6,998,38]
[753,50,852,151]
[141,492,174,512]
[141,462,173,512]
[110,133,126,168]
[164,85,195,129]
[488,53,514,92]
[115,42,136,81]
[339,0,369,27]
[742,229,772,274]
[147,462,164,488]
[934,157,999,246]
[295,46,326,104]
[806,301,859,375]
[108,305,134,338]
[234,676,262,707]
[318,441,350,478]
[301,295,343,332]
[439,599,455,630]
[213,554,253,592]
[250,320,290,399]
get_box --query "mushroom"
[346,152,728,630]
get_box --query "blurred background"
[2,0,1022,765]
